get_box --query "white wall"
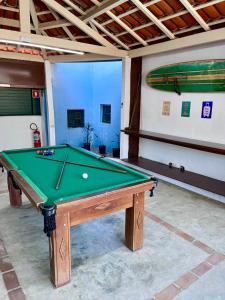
[0,116,43,151]
[140,42,225,182]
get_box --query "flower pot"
[83,143,91,150]
[112,147,120,158]
[99,145,106,155]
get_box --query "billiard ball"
[82,173,88,179]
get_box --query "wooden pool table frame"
[0,153,153,288]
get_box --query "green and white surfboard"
[146,60,225,94]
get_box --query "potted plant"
[112,133,120,158]
[99,144,106,155]
[83,123,94,150]
[98,131,107,155]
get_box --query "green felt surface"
[2,145,150,205]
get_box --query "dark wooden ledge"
[123,157,225,197]
[122,129,225,156]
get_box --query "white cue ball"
[82,173,88,179]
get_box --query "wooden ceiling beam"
[19,0,31,33]
[30,0,47,58]
[39,19,71,30]
[47,7,77,42]
[0,5,19,12]
[130,0,175,39]
[0,28,127,57]
[179,0,210,31]
[91,19,129,50]
[81,0,127,23]
[129,17,225,47]
[89,0,147,46]
[92,0,147,46]
[107,11,147,46]
[41,0,116,48]
[48,53,119,62]
[30,0,41,34]
[63,0,85,16]
[115,0,224,40]
[0,17,20,28]
[0,50,44,62]
[101,0,161,26]
[129,27,225,58]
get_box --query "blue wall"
[52,61,122,152]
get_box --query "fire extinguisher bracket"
[30,123,38,131]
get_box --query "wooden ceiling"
[0,0,225,61]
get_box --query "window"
[67,109,84,128]
[0,88,41,116]
[101,105,111,124]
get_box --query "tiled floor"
[0,171,225,300]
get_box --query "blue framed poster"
[201,101,213,119]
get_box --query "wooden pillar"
[125,192,144,251]
[49,212,71,287]
[128,57,142,159]
[7,172,22,207]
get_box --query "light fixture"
[0,39,85,55]
[0,84,10,87]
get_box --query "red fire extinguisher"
[30,123,41,148]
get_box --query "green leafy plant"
[83,123,94,145]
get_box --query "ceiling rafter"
[81,0,127,23]
[63,0,85,16]
[91,19,130,50]
[19,0,30,33]
[130,0,175,39]
[101,0,161,26]
[0,17,21,28]
[114,0,224,41]
[0,0,224,60]
[179,0,210,31]
[40,0,129,49]
[89,0,147,46]
[107,10,147,46]
[39,19,72,30]
[0,5,19,12]
[129,17,225,47]
[41,0,116,48]
[30,0,47,58]
[47,6,77,41]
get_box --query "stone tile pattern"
[0,189,224,300]
[144,211,225,300]
[0,238,26,300]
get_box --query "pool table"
[0,145,154,287]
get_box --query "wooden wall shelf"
[122,129,225,156]
[123,157,225,197]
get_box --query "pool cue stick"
[36,156,127,174]
[55,153,69,190]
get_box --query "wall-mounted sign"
[181,101,191,117]
[162,101,171,116]
[32,90,40,98]
[201,101,213,119]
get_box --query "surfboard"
[146,60,225,94]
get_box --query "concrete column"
[120,57,131,159]
[44,60,56,146]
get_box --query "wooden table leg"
[7,172,22,207]
[49,212,71,288]
[125,192,144,251]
